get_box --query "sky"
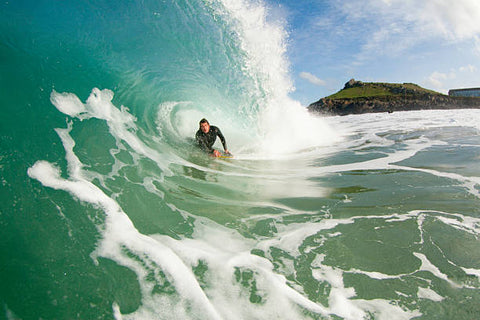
[267,0,480,105]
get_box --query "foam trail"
[50,91,87,118]
[417,287,444,302]
[462,267,480,280]
[413,253,461,288]
[311,255,421,319]
[152,211,332,319]
[27,126,223,320]
[50,88,174,175]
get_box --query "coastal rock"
[308,80,480,116]
[344,78,362,89]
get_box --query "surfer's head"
[199,118,210,133]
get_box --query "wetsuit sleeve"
[215,127,228,151]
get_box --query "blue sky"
[267,0,480,105]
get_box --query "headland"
[308,79,480,116]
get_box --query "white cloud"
[426,71,449,90]
[421,0,480,40]
[423,64,479,93]
[299,72,326,86]
[332,0,480,60]
[459,64,477,73]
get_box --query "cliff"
[308,79,480,116]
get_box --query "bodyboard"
[217,153,233,159]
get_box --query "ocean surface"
[1,0,480,319]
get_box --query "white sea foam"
[50,88,174,176]
[310,255,417,320]
[353,299,421,320]
[28,127,226,320]
[319,109,480,201]
[211,0,341,156]
[257,218,354,257]
[347,268,403,280]
[151,211,332,318]
[50,90,87,118]
[417,287,444,301]
[462,267,480,279]
[413,252,459,287]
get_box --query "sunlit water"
[1,0,479,319]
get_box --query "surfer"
[195,118,230,157]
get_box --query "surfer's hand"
[212,149,221,157]
[225,150,231,155]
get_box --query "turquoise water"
[2,1,480,319]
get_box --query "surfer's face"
[200,122,210,133]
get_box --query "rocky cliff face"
[308,80,480,116]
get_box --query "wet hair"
[199,118,209,126]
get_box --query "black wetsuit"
[195,125,227,154]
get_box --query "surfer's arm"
[215,127,228,152]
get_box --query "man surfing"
[195,118,231,157]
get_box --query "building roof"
[449,87,480,92]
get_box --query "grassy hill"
[308,79,480,116]
[327,79,443,99]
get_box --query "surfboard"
[217,153,233,159]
